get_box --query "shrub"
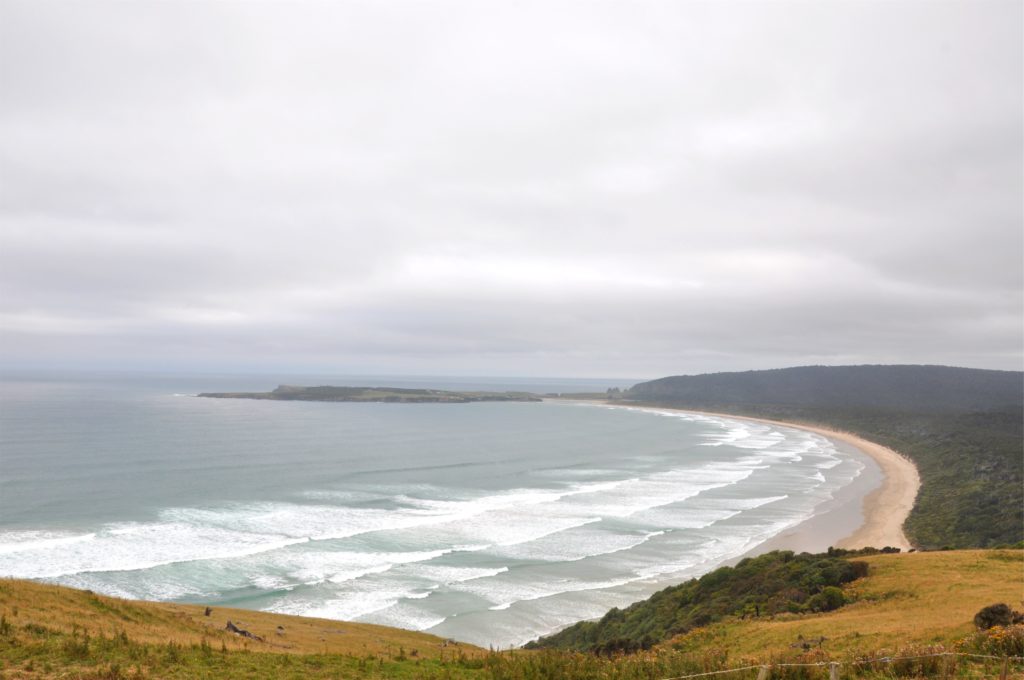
[821,586,846,610]
[849,561,870,579]
[805,586,845,613]
[960,623,1024,657]
[974,603,1018,630]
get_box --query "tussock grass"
[665,549,1024,657]
[0,578,484,659]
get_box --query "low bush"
[974,603,1022,630]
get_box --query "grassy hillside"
[1,551,1020,678]
[0,578,487,678]
[665,549,1023,658]
[0,579,484,658]
[622,365,1024,548]
[526,550,870,653]
[503,550,1024,680]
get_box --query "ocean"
[0,372,879,648]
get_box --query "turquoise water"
[0,372,874,647]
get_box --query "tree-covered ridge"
[622,365,1024,548]
[526,550,869,654]
[625,365,1022,413]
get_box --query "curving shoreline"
[575,401,921,551]
[768,421,919,551]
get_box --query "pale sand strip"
[566,401,921,551]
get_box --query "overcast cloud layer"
[1,1,1021,378]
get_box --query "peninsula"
[197,384,542,403]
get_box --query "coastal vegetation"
[526,549,870,653]
[622,365,1024,548]
[2,550,1020,678]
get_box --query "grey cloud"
[1,0,1020,377]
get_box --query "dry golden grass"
[668,549,1024,657]
[0,578,485,659]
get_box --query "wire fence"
[657,651,1024,679]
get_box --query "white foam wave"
[412,565,509,584]
[0,530,97,555]
[56,572,211,602]
[452,572,638,608]
[555,463,759,519]
[688,495,789,510]
[251,548,456,587]
[1,401,868,644]
[406,590,433,599]
[629,507,742,530]
[0,522,308,579]
[2,480,636,580]
[489,526,661,563]
[0,451,793,582]
[273,591,402,622]
[365,607,448,631]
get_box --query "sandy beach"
[579,401,921,552]
[769,420,919,551]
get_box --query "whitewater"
[0,373,879,647]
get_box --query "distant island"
[197,384,542,403]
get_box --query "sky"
[0,1,1021,380]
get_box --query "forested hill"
[621,365,1023,549]
[625,365,1022,412]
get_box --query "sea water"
[0,372,876,647]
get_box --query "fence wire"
[657,651,1023,679]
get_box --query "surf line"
[557,400,920,551]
